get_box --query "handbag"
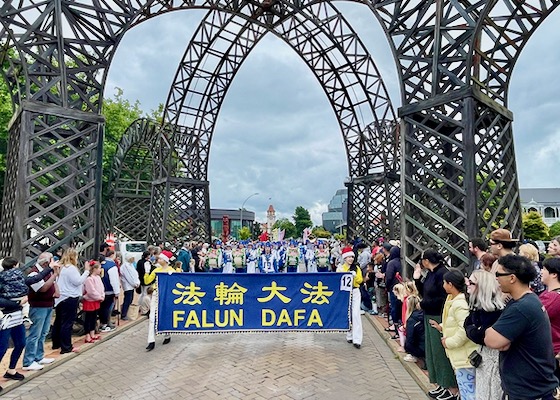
[468,349,482,368]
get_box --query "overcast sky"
[105,4,558,226]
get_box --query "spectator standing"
[413,249,456,400]
[479,253,497,272]
[468,238,487,271]
[463,269,504,399]
[487,229,517,270]
[548,236,560,258]
[519,242,545,295]
[0,296,27,388]
[136,251,152,315]
[120,255,140,321]
[82,261,104,343]
[356,242,371,274]
[99,248,120,332]
[539,257,560,380]
[22,252,59,371]
[52,248,90,354]
[383,244,402,331]
[485,254,558,399]
[176,242,192,272]
[430,270,477,400]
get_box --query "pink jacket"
[83,275,105,302]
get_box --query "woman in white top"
[51,248,90,354]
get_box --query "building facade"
[322,189,347,233]
[520,188,560,226]
[210,209,255,240]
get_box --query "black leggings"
[84,310,98,333]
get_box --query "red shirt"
[539,290,560,354]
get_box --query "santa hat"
[341,247,354,260]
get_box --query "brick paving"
[0,312,429,399]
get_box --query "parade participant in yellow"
[144,254,176,351]
[315,241,330,272]
[337,246,363,348]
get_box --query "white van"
[116,241,147,264]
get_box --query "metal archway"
[156,4,399,244]
[1,0,559,264]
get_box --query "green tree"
[549,221,560,239]
[293,206,312,238]
[252,221,262,240]
[312,225,331,239]
[0,75,13,203]
[273,218,297,239]
[522,211,549,240]
[238,226,251,240]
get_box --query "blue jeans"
[23,307,53,366]
[0,323,26,369]
[456,367,476,400]
[121,290,134,318]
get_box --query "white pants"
[147,291,169,344]
[346,287,362,345]
[247,261,257,273]
[223,263,234,273]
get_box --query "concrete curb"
[0,316,147,395]
[364,313,432,395]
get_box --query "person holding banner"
[338,246,363,349]
[144,254,176,351]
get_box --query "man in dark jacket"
[385,245,402,329]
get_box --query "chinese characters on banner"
[156,273,353,334]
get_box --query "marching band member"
[246,243,259,273]
[206,241,223,272]
[222,243,234,273]
[258,243,277,273]
[233,243,246,273]
[305,242,317,272]
[316,241,330,272]
[286,241,300,273]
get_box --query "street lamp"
[240,192,259,235]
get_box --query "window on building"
[544,207,556,218]
[529,207,538,213]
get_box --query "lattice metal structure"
[163,5,398,244]
[371,0,560,270]
[1,0,557,263]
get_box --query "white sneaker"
[100,325,115,332]
[23,361,44,371]
[39,357,55,364]
[360,310,366,315]
[404,354,418,362]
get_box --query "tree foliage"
[522,211,549,240]
[273,218,296,239]
[293,206,312,238]
[252,221,262,240]
[0,76,12,202]
[312,226,331,238]
[549,221,560,239]
[238,226,251,240]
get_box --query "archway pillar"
[346,172,400,245]
[0,101,104,264]
[399,87,521,273]
[147,177,211,244]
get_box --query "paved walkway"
[1,314,428,399]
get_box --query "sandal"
[85,338,95,343]
[384,325,396,332]
[92,336,101,341]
